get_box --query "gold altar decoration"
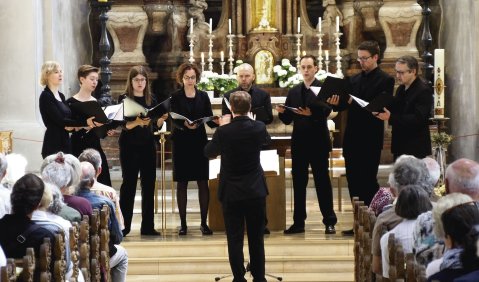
[255,50,275,84]
[0,131,13,154]
[251,0,277,32]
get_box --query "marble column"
[440,0,479,160]
[378,0,422,59]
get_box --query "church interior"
[1,0,479,281]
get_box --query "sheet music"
[310,86,321,96]
[350,95,369,108]
[223,97,231,111]
[103,104,124,121]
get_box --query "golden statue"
[255,50,274,84]
[253,0,277,32]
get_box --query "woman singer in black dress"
[170,63,218,236]
[118,66,168,236]
[66,65,111,186]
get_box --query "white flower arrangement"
[273,58,344,88]
[197,71,238,96]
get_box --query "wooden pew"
[387,233,405,281]
[38,239,52,282]
[53,231,67,281]
[70,222,80,282]
[100,205,111,282]
[90,209,101,282]
[352,197,364,281]
[1,258,16,282]
[405,253,427,282]
[79,215,91,281]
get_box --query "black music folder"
[170,112,218,126]
[350,94,393,113]
[317,76,352,101]
[123,97,171,119]
[69,100,109,124]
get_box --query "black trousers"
[291,147,337,226]
[344,146,382,206]
[119,141,157,232]
[222,198,266,282]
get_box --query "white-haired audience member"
[41,152,92,221]
[77,162,128,281]
[0,154,10,218]
[1,153,27,189]
[380,185,432,278]
[423,157,441,188]
[79,148,124,230]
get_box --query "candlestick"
[318,17,322,33]
[334,31,343,77]
[297,17,301,34]
[336,16,340,32]
[207,33,214,71]
[220,61,226,75]
[227,34,235,75]
[228,18,232,34]
[317,29,324,71]
[209,18,213,34]
[188,33,195,64]
[434,49,445,118]
[200,52,205,73]
[325,50,330,73]
[220,51,224,62]
[294,34,303,71]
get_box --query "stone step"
[126,273,354,282]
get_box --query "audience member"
[0,154,10,218]
[77,162,128,281]
[1,153,27,189]
[380,185,432,277]
[79,148,124,230]
[41,152,92,221]
[454,225,479,281]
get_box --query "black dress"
[117,94,160,234]
[170,88,217,181]
[66,97,111,186]
[39,87,77,158]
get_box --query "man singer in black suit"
[205,91,270,282]
[374,55,433,159]
[276,55,337,235]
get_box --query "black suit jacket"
[278,79,332,155]
[204,116,271,203]
[222,86,273,125]
[389,77,433,158]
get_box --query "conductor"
[204,91,271,282]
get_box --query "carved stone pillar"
[107,6,148,64]
[378,0,422,59]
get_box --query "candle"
[325,50,329,61]
[201,52,205,63]
[302,51,306,56]
[297,17,301,34]
[318,17,322,33]
[220,51,224,62]
[209,18,213,34]
[228,19,232,34]
[336,16,340,32]
[98,0,108,2]
[434,49,445,118]
[190,18,193,35]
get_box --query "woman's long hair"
[124,65,152,106]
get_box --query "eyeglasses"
[132,78,146,83]
[395,70,412,75]
[183,75,197,81]
[357,56,371,62]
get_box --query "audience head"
[389,155,431,197]
[0,154,7,181]
[432,193,474,240]
[78,162,96,191]
[445,158,479,200]
[461,225,479,272]
[78,148,102,178]
[41,152,81,192]
[38,181,53,211]
[40,61,62,87]
[229,91,252,116]
[441,201,479,249]
[46,183,65,215]
[235,63,255,91]
[125,65,152,105]
[1,153,28,189]
[395,185,432,219]
[423,157,441,187]
[10,174,44,217]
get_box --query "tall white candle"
[190,18,193,35]
[209,18,213,34]
[336,16,340,32]
[201,52,205,63]
[325,50,329,60]
[228,19,232,34]
[318,17,322,33]
[434,49,445,118]
[297,17,301,34]
[220,51,224,62]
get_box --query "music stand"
[214,261,282,281]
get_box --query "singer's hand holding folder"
[317,76,352,101]
[123,97,171,119]
[170,112,218,126]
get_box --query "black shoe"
[122,229,130,237]
[200,225,213,235]
[341,229,354,236]
[264,227,270,235]
[141,229,161,236]
[179,226,188,236]
[325,225,336,235]
[283,224,305,234]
